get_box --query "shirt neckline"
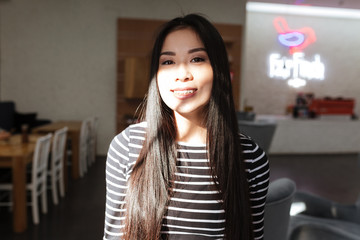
[176,141,207,147]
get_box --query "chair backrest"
[264,178,297,240]
[88,117,98,162]
[51,127,68,177]
[79,119,92,176]
[91,117,98,144]
[32,133,53,186]
[80,119,91,155]
[236,111,256,121]
[238,121,277,152]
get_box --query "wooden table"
[0,135,39,233]
[32,121,82,180]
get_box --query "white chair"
[88,117,98,166]
[0,133,52,225]
[79,119,91,178]
[48,127,68,205]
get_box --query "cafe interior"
[1,0,360,239]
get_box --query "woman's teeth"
[173,90,195,95]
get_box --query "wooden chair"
[0,133,52,224]
[48,127,68,205]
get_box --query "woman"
[104,14,269,240]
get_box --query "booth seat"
[0,101,51,133]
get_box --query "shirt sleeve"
[240,134,270,240]
[103,128,131,240]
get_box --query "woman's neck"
[174,111,207,144]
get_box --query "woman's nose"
[176,64,193,82]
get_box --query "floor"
[0,157,106,240]
[0,153,359,240]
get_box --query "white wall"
[0,0,246,154]
[242,9,360,116]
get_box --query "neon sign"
[269,52,325,80]
[278,32,304,47]
[269,17,325,88]
[273,17,316,54]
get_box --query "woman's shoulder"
[238,132,268,163]
[117,122,147,136]
[128,121,147,130]
[238,132,260,151]
[110,122,147,145]
[239,132,270,185]
[124,121,147,133]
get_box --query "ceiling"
[247,0,360,10]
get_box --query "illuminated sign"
[269,52,325,79]
[273,17,316,54]
[269,17,325,88]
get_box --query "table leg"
[12,156,27,233]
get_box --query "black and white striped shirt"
[103,122,269,239]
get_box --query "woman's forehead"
[161,28,204,51]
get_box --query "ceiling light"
[247,2,360,19]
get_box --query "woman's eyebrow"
[188,47,206,53]
[160,51,175,56]
[160,48,206,56]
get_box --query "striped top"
[103,122,269,240]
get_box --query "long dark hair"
[123,14,253,239]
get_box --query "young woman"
[104,14,269,240]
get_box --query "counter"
[258,115,360,154]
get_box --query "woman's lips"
[171,88,197,99]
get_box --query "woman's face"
[157,28,213,121]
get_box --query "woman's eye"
[191,57,205,63]
[161,60,174,65]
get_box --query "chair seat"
[290,214,360,240]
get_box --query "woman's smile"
[171,88,198,99]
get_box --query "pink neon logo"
[273,17,316,54]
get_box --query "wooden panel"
[214,23,243,111]
[116,18,164,133]
[124,57,150,99]
[116,18,243,133]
